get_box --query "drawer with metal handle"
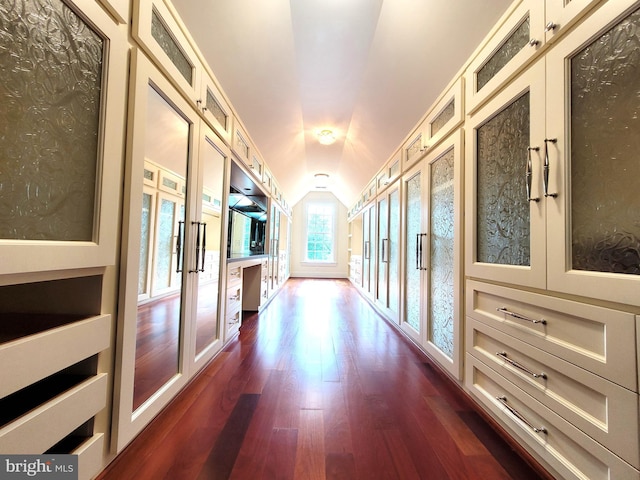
[467,317,639,467]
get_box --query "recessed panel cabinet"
[466,0,640,307]
[403,131,463,379]
[0,0,128,276]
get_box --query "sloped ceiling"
[170,0,512,208]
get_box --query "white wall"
[290,191,349,278]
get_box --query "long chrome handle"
[421,233,429,271]
[381,238,389,263]
[543,138,558,198]
[364,240,370,260]
[496,307,547,325]
[526,146,540,202]
[415,234,420,270]
[190,221,201,273]
[496,396,547,434]
[176,221,184,273]
[200,222,207,272]
[496,352,547,379]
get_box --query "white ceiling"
[170,0,512,208]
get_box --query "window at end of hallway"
[305,203,336,263]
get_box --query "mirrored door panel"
[132,83,190,411]
[193,132,226,356]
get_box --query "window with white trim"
[305,203,335,262]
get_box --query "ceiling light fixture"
[317,129,336,145]
[314,173,329,188]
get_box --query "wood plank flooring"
[99,278,548,480]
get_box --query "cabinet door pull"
[528,38,540,47]
[496,396,547,434]
[415,234,420,270]
[545,21,557,32]
[496,352,547,379]
[382,238,389,263]
[496,307,546,325]
[526,146,540,202]
[190,221,201,273]
[543,138,558,198]
[200,222,207,272]
[176,221,184,273]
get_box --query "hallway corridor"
[100,279,545,479]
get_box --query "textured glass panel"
[377,197,388,306]
[405,173,422,332]
[388,189,400,316]
[154,198,176,290]
[206,88,227,129]
[390,160,401,178]
[429,149,455,358]
[571,8,640,275]
[235,132,249,159]
[151,8,193,85]
[431,100,455,136]
[144,169,155,181]
[162,177,178,191]
[0,0,103,241]
[138,193,152,295]
[477,17,530,91]
[362,210,370,289]
[477,93,530,265]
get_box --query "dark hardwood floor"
[100,278,547,480]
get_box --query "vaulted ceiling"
[170,0,512,208]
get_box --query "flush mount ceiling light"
[316,129,336,145]
[314,173,330,188]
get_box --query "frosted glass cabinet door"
[546,0,640,307]
[465,60,546,289]
[376,196,389,309]
[0,0,127,275]
[425,131,463,380]
[402,163,426,343]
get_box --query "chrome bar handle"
[526,146,540,202]
[421,233,429,271]
[497,307,547,325]
[496,396,547,434]
[190,221,201,273]
[496,352,547,379]
[381,238,389,263]
[364,240,370,260]
[415,234,420,270]
[176,221,184,273]
[200,222,207,272]
[543,138,558,198]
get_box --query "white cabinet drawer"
[466,280,637,391]
[227,264,242,287]
[0,374,107,454]
[468,317,639,467]
[226,285,242,313]
[0,314,111,398]
[75,433,105,480]
[465,356,640,480]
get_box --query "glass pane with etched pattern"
[477,17,530,91]
[0,0,103,241]
[139,193,152,295]
[429,149,455,358]
[431,100,455,136]
[206,88,228,129]
[389,189,400,316]
[151,8,193,85]
[477,93,530,265]
[405,173,422,332]
[570,8,640,275]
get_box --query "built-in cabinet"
[0,0,128,478]
[463,1,640,478]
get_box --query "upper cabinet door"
[465,60,546,289]
[133,0,201,105]
[465,0,545,114]
[424,77,465,151]
[198,71,233,146]
[0,0,128,276]
[544,0,601,43]
[546,0,640,307]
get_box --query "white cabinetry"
[464,1,640,477]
